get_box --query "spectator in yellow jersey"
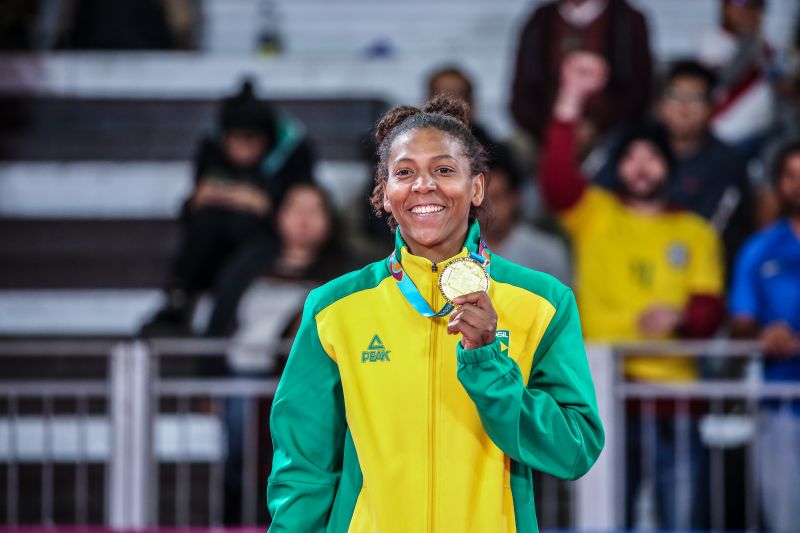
[539,51,726,530]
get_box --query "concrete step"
[0,96,387,162]
[0,160,370,218]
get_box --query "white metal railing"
[0,338,281,528]
[579,340,800,532]
[1,338,795,531]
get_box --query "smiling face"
[382,127,484,262]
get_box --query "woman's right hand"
[448,291,498,351]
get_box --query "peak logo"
[362,334,391,363]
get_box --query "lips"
[410,204,445,215]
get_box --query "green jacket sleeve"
[267,294,346,531]
[456,288,604,480]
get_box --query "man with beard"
[730,141,800,533]
[596,60,755,277]
[539,51,725,530]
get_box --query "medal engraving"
[438,258,490,303]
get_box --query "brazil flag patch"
[496,330,510,355]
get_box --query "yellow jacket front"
[267,222,604,532]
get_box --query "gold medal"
[438,257,490,303]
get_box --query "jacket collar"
[392,220,482,264]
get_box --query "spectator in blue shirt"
[730,140,800,533]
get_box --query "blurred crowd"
[4,0,799,531]
[524,0,800,531]
[530,2,800,530]
[148,2,800,531]
[134,1,800,530]
[528,2,800,531]
[135,2,800,531]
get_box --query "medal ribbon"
[387,240,491,318]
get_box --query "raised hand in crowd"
[553,51,609,122]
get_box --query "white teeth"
[411,205,444,214]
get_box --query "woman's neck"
[401,227,468,265]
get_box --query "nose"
[411,172,437,192]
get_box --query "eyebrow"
[392,154,459,164]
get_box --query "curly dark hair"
[369,94,489,230]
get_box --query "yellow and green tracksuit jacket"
[267,222,604,532]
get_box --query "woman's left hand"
[447,291,497,351]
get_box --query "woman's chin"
[407,232,444,248]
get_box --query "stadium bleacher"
[1,0,799,530]
[0,0,796,336]
[0,95,386,334]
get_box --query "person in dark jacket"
[141,80,315,334]
[510,0,652,143]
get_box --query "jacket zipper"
[428,261,439,532]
